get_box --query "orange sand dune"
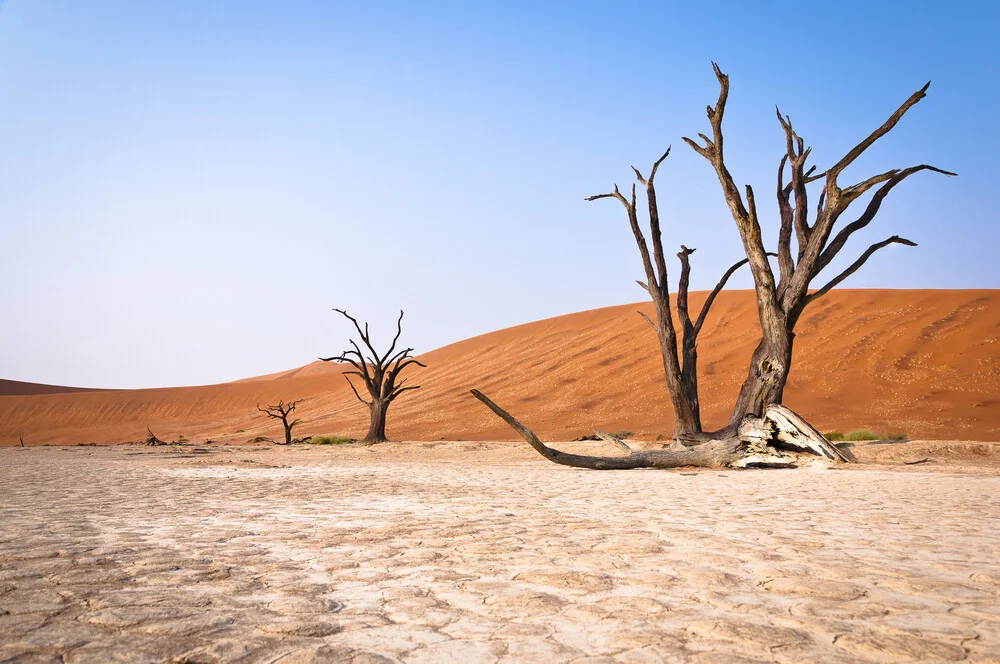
[1,289,998,445]
[0,379,96,397]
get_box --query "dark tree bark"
[587,150,757,436]
[256,399,303,445]
[320,309,425,444]
[682,64,954,426]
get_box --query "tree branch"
[676,245,695,331]
[807,236,917,304]
[827,82,931,180]
[634,147,672,289]
[813,165,956,277]
[379,310,406,365]
[693,253,776,334]
[344,374,372,406]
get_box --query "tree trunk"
[283,420,293,446]
[658,332,701,436]
[728,326,794,426]
[365,399,390,444]
[471,390,851,470]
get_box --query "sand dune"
[1,289,998,445]
[0,379,96,397]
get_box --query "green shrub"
[884,432,908,441]
[609,430,634,440]
[306,435,353,445]
[824,431,845,441]
[844,429,880,441]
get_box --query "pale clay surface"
[1,443,999,663]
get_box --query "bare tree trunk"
[365,399,389,444]
[654,313,701,436]
[729,326,794,425]
[283,419,293,446]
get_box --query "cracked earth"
[1,443,999,663]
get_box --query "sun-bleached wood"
[471,389,848,470]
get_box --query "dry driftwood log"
[471,389,852,470]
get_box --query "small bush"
[246,436,273,444]
[824,431,845,441]
[306,435,353,445]
[844,429,880,441]
[609,430,634,440]
[884,432,908,441]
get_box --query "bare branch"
[694,252,776,334]
[332,308,381,368]
[813,165,954,276]
[676,245,696,330]
[584,184,630,209]
[827,82,931,179]
[594,429,633,453]
[344,374,372,406]
[635,148,672,293]
[807,236,917,304]
[776,152,794,284]
[379,310,406,365]
[637,310,657,332]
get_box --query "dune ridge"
[1,289,998,445]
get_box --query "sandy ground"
[2,442,1000,663]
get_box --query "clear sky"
[1,1,997,389]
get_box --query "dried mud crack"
[1,444,998,663]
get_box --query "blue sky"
[1,1,996,388]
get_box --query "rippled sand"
[2,443,999,663]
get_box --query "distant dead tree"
[473,64,951,469]
[320,309,425,444]
[586,148,763,436]
[256,399,303,445]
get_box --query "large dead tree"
[256,399,303,445]
[320,309,425,444]
[684,64,953,429]
[587,148,762,436]
[472,66,951,469]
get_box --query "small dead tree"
[320,309,425,444]
[587,148,762,436]
[683,64,954,429]
[256,399,303,445]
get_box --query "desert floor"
[2,442,999,663]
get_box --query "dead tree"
[472,66,950,469]
[320,309,425,444]
[256,399,303,445]
[587,149,762,436]
[683,64,954,429]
